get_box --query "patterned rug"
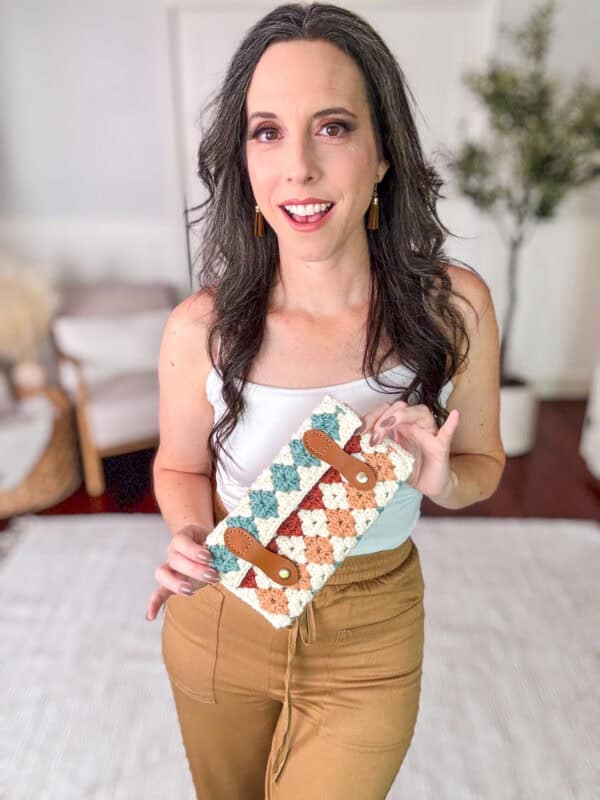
[1,513,597,799]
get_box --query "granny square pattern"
[204,393,415,628]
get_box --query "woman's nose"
[284,136,321,183]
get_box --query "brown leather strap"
[224,527,300,586]
[302,429,376,489]
[212,481,300,586]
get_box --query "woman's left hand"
[359,400,460,499]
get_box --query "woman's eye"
[249,121,351,142]
[252,127,279,142]
[321,122,350,137]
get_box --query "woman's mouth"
[279,202,336,231]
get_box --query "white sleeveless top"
[206,364,453,555]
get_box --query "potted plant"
[445,0,600,455]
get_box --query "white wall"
[0,0,598,394]
[0,0,189,293]
[460,0,600,396]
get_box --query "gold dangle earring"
[254,204,264,237]
[367,182,379,230]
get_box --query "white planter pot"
[500,382,539,457]
[579,362,600,480]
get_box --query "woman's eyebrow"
[248,107,358,123]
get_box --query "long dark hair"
[189,2,482,470]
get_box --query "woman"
[146,3,505,798]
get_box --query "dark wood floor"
[425,398,599,520]
[1,399,598,530]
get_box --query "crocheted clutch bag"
[203,393,415,629]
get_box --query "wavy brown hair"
[188,2,482,470]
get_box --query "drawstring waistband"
[272,598,316,781]
[211,483,414,783]
[211,485,316,780]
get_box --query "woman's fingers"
[169,525,216,583]
[358,402,394,433]
[146,584,174,621]
[361,401,436,444]
[436,408,461,444]
[145,525,220,622]
[165,547,220,589]
[171,527,215,573]
[145,563,213,622]
[172,524,212,557]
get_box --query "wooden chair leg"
[73,402,105,497]
[81,449,105,497]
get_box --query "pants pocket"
[319,541,425,640]
[317,543,425,750]
[161,585,223,703]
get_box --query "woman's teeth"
[283,202,333,223]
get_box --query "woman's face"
[245,39,389,259]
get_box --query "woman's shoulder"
[161,288,218,368]
[169,288,217,337]
[445,263,492,320]
[171,288,217,327]
[436,263,494,390]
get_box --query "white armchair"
[50,280,176,496]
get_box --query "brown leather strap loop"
[224,527,300,586]
[302,429,377,490]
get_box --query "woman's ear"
[378,159,390,182]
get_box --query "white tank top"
[206,364,453,555]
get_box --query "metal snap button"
[356,471,369,484]
[279,568,291,579]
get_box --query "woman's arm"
[427,268,506,509]
[426,452,503,510]
[152,470,215,538]
[152,290,217,536]
[363,267,505,510]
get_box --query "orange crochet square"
[295,561,314,590]
[256,587,289,615]
[324,508,358,538]
[304,535,336,564]
[344,484,378,508]
[363,451,397,481]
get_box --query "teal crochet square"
[271,463,301,493]
[208,543,240,573]
[225,515,259,537]
[290,438,320,467]
[311,411,341,442]
[249,489,280,519]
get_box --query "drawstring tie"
[272,601,317,782]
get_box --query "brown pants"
[161,489,425,799]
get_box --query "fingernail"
[380,416,396,428]
[356,423,365,433]
[197,551,213,564]
[370,431,381,446]
[180,583,194,595]
[201,569,218,581]
[145,612,152,621]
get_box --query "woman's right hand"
[145,523,220,621]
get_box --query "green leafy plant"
[445,0,600,384]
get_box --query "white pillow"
[53,307,171,375]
